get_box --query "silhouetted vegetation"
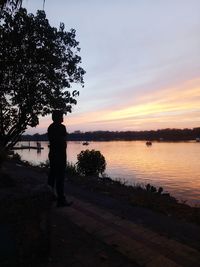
[0,0,22,11]
[68,174,200,225]
[5,154,200,225]
[77,149,106,176]
[0,7,85,152]
[21,127,200,142]
[0,0,45,12]
[66,161,79,177]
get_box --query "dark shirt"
[48,123,67,166]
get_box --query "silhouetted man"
[48,110,72,207]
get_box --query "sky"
[23,0,200,134]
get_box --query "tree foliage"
[67,128,200,141]
[77,149,106,177]
[0,7,85,151]
[0,0,22,11]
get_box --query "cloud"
[23,1,200,133]
[67,78,200,131]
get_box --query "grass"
[4,155,200,226]
[68,172,200,226]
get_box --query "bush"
[38,160,50,169]
[77,149,106,176]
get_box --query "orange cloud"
[68,78,200,131]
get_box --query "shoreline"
[4,158,200,226]
[12,152,200,207]
[1,159,200,266]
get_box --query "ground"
[1,160,200,267]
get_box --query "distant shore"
[22,127,200,142]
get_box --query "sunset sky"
[24,0,200,134]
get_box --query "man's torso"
[48,123,67,165]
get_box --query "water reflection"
[15,141,200,205]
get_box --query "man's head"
[52,110,64,123]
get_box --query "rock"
[0,171,53,267]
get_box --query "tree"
[0,7,85,151]
[0,1,46,12]
[0,0,22,11]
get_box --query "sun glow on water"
[16,141,200,205]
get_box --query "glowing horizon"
[26,78,200,134]
[24,1,200,134]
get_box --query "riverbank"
[1,159,200,266]
[13,140,200,205]
[67,174,200,226]
[5,157,200,226]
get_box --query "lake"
[14,141,200,205]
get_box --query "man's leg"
[56,167,66,202]
[48,164,56,189]
[56,166,72,207]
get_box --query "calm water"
[15,141,200,205]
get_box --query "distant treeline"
[21,128,200,142]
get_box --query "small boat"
[146,141,152,146]
[82,141,89,146]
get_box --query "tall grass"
[66,161,79,177]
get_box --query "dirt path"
[2,161,200,267]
